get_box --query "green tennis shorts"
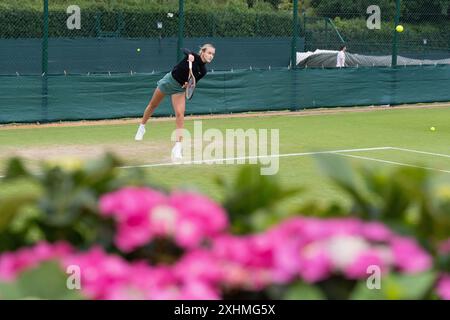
[157,72,185,95]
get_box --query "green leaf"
[16,261,85,300]
[40,188,97,227]
[384,271,436,300]
[350,280,388,300]
[0,281,23,300]
[83,152,122,182]
[314,154,356,187]
[3,157,31,180]
[217,164,302,233]
[314,154,374,217]
[0,194,39,231]
[283,282,326,300]
[350,271,436,300]
[0,261,85,300]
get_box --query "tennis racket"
[185,60,196,100]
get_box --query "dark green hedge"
[1,7,448,54]
[0,9,293,38]
[310,0,449,22]
[304,17,450,53]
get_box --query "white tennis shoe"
[135,125,146,141]
[171,142,183,162]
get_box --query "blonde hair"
[199,43,215,55]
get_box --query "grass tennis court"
[1,104,449,207]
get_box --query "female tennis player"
[134,44,216,161]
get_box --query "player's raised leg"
[135,87,165,141]
[171,92,186,161]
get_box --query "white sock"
[139,124,145,129]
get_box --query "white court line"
[391,147,450,158]
[1,146,449,177]
[118,146,393,169]
[336,153,450,174]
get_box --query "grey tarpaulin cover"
[297,49,450,68]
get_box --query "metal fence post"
[41,0,49,123]
[42,0,48,75]
[391,0,401,67]
[303,11,307,51]
[291,0,299,69]
[177,0,185,63]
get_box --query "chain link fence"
[0,0,449,75]
[397,0,450,60]
[301,0,449,66]
[1,1,450,124]
[183,7,297,70]
[0,1,297,75]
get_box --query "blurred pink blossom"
[99,187,169,252]
[438,238,450,255]
[436,274,450,300]
[343,248,388,279]
[0,241,72,281]
[99,188,229,252]
[63,246,220,300]
[390,237,432,273]
[170,192,229,248]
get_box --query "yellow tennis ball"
[137,48,141,52]
[430,126,436,131]
[396,25,404,33]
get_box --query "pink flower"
[438,238,450,255]
[170,192,229,248]
[141,262,221,300]
[99,187,169,252]
[99,188,229,252]
[324,218,363,237]
[62,247,132,299]
[361,222,393,242]
[272,229,332,283]
[279,217,330,242]
[344,248,388,279]
[63,247,190,300]
[209,234,278,290]
[272,240,302,283]
[114,216,153,252]
[100,264,178,300]
[436,274,450,300]
[173,250,224,285]
[298,245,333,283]
[261,217,431,283]
[0,241,72,281]
[271,217,363,244]
[0,242,221,300]
[63,246,223,300]
[390,237,432,273]
[101,283,148,300]
[99,187,168,220]
[213,234,276,269]
[271,219,363,282]
[178,280,221,300]
[276,218,433,278]
[213,235,253,265]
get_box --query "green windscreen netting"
[1,66,450,124]
[1,0,449,123]
[0,37,295,76]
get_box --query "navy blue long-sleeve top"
[171,48,207,85]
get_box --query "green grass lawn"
[1,106,449,208]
